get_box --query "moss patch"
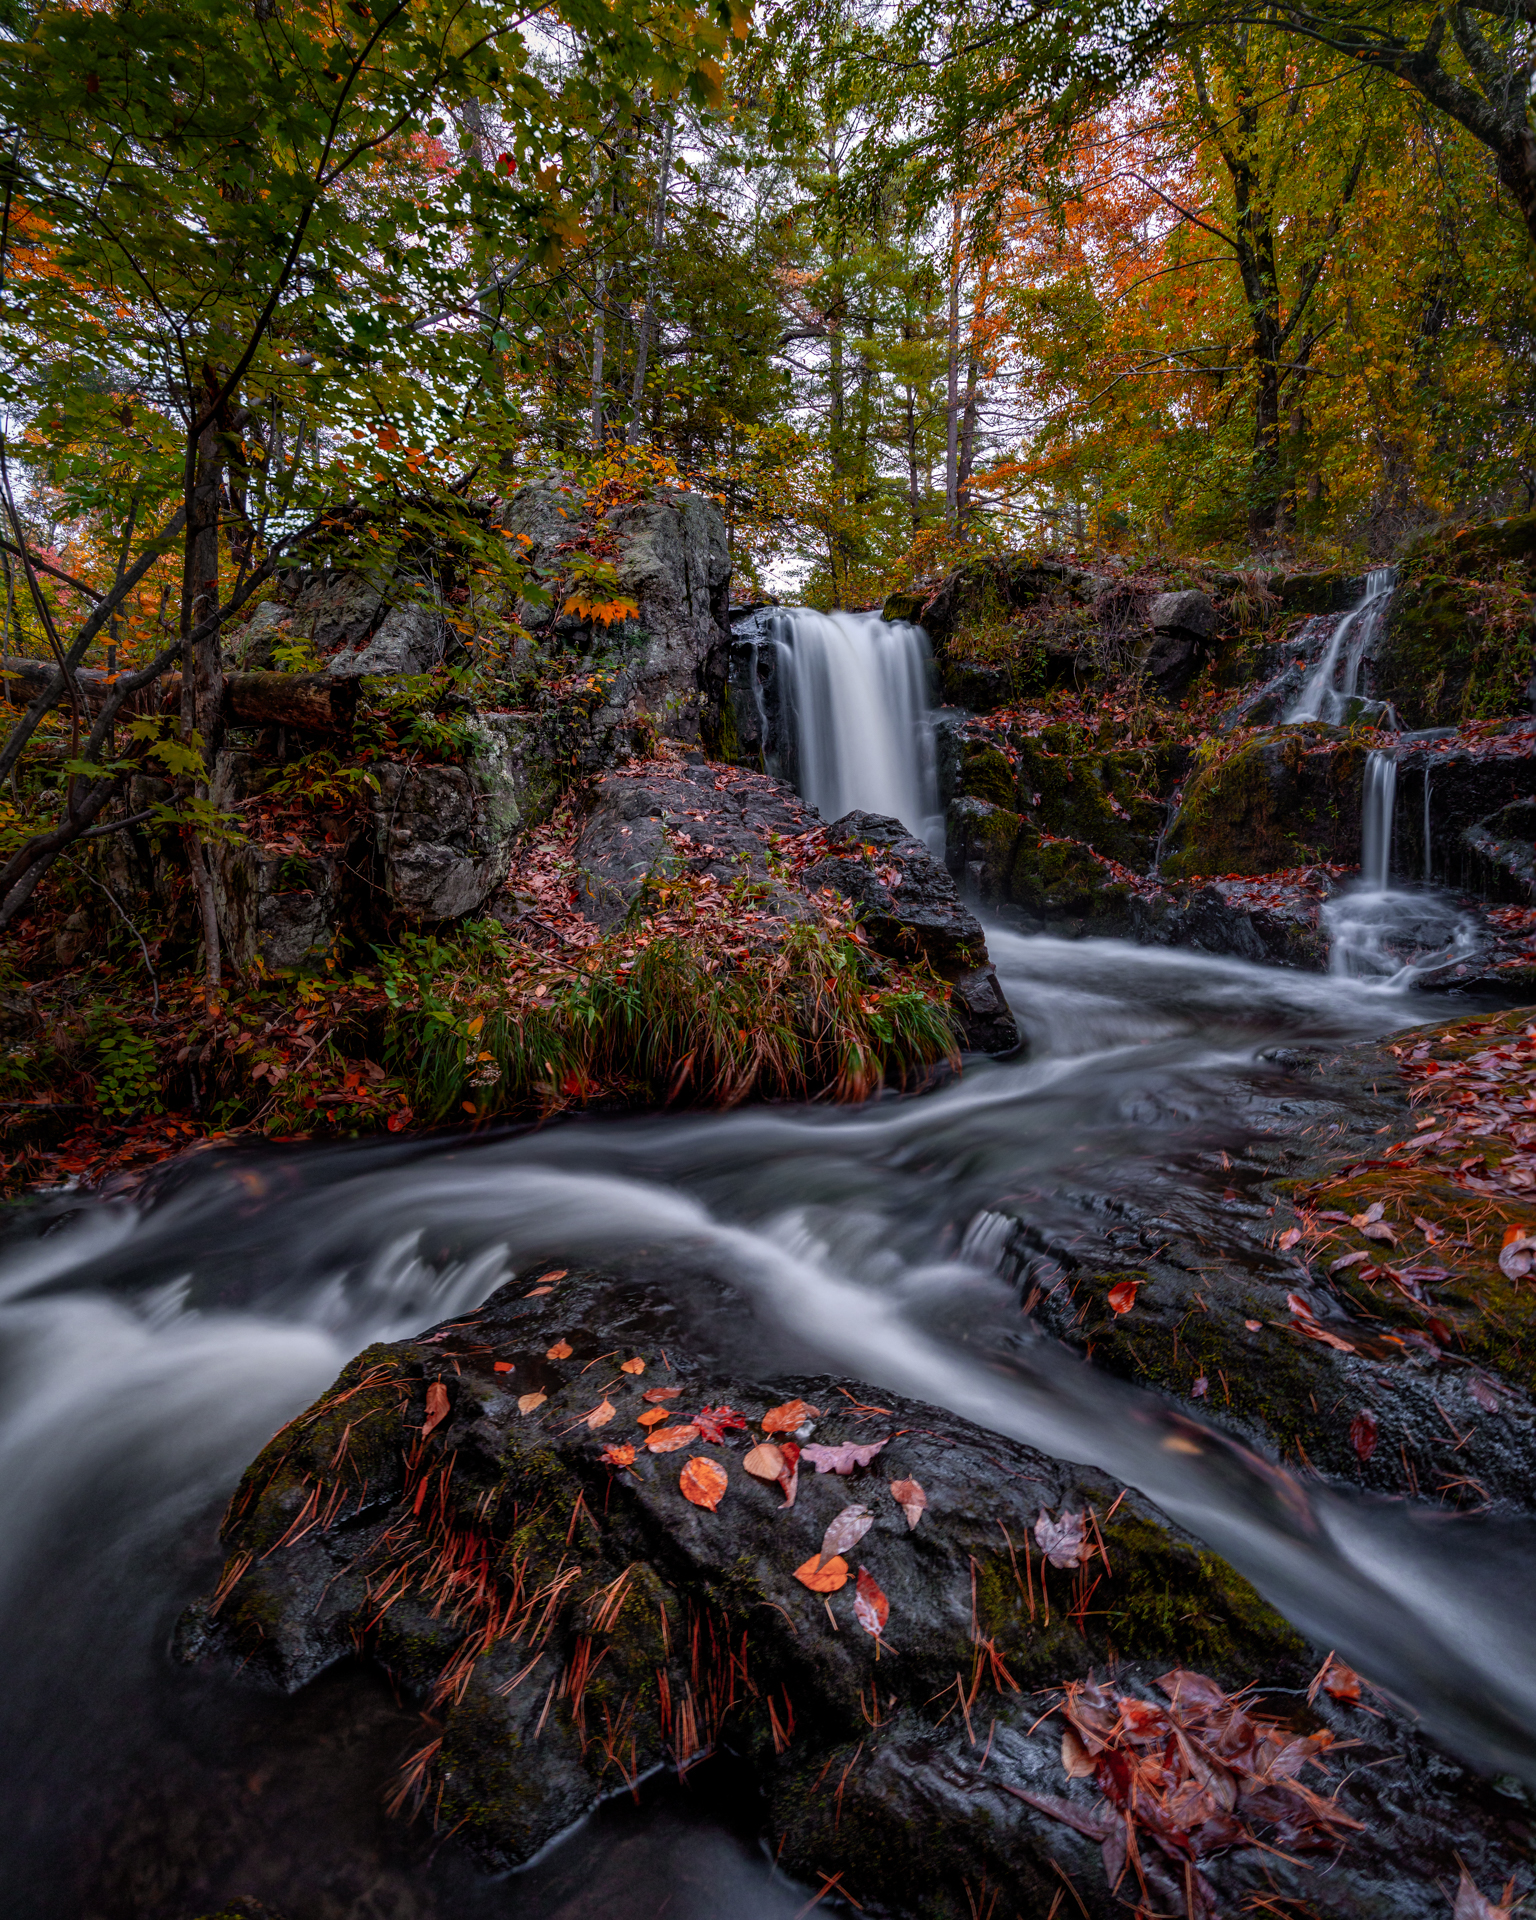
[1160,727,1365,880]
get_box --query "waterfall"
[773,609,939,842]
[1285,567,1396,724]
[1361,749,1397,890]
[1422,763,1433,882]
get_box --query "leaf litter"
[1005,1667,1364,1917]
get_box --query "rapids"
[2,931,1534,1916]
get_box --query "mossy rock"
[1012,735,1160,870]
[1160,727,1364,880]
[1009,831,1132,925]
[957,741,1017,808]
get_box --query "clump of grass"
[376,888,960,1124]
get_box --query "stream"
[4,930,1534,1917]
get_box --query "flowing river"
[5,929,1535,1918]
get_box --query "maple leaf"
[1034,1507,1087,1568]
[694,1404,748,1444]
[600,1443,636,1468]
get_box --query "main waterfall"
[747,608,940,842]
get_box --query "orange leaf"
[794,1553,848,1593]
[518,1391,547,1415]
[853,1566,889,1636]
[762,1398,820,1434]
[680,1455,728,1510]
[638,1407,671,1428]
[547,1339,573,1360]
[600,1443,636,1468]
[421,1381,450,1437]
[1107,1280,1140,1315]
[536,1269,568,1282]
[646,1423,700,1453]
[643,1386,683,1402]
[620,1356,645,1375]
[493,1360,514,1373]
[889,1477,926,1529]
[585,1398,616,1429]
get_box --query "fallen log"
[0,658,357,735]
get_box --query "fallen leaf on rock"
[518,1391,547,1415]
[647,1424,699,1453]
[1035,1507,1088,1568]
[536,1270,568,1283]
[743,1442,786,1482]
[794,1552,849,1593]
[600,1444,636,1468]
[1287,1292,1357,1353]
[643,1386,683,1402]
[1349,1409,1378,1463]
[1499,1228,1536,1278]
[1244,1318,1262,1331]
[801,1438,888,1475]
[421,1381,450,1437]
[1352,1202,1385,1227]
[1191,1374,1209,1398]
[1455,1864,1518,1920]
[777,1440,801,1508]
[1277,1227,1303,1250]
[694,1404,748,1444]
[680,1455,728,1510]
[546,1339,573,1360]
[1106,1279,1140,1314]
[1469,1375,1501,1412]
[493,1360,514,1374]
[853,1566,889,1637]
[1312,1655,1362,1704]
[1061,1724,1095,1779]
[889,1478,926,1529]
[1330,1250,1371,1273]
[819,1503,874,1564]
[638,1408,671,1428]
[762,1398,820,1434]
[619,1357,645,1375]
[1361,1221,1397,1244]
[585,1398,615,1430]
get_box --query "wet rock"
[230,571,449,678]
[1393,724,1536,890]
[1160,726,1366,880]
[369,717,524,920]
[179,1263,1530,1920]
[208,750,360,969]
[1150,588,1218,638]
[572,761,814,930]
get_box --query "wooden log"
[0,658,356,735]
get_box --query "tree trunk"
[181,385,225,758]
[627,116,674,447]
[957,261,991,526]
[945,203,961,528]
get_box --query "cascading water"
[1360,747,1398,890]
[770,609,939,843]
[1285,566,1396,723]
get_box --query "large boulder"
[227,571,449,679]
[1160,727,1366,881]
[369,717,524,920]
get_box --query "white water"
[1361,746,1397,890]
[1285,566,1396,724]
[773,609,938,842]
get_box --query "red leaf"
[679,1455,728,1510]
[1107,1279,1140,1315]
[694,1404,748,1444]
[1349,1409,1378,1462]
[853,1566,889,1636]
[421,1381,450,1437]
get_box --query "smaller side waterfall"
[772,609,939,842]
[1422,763,1434,882]
[1285,567,1396,724]
[1360,749,1398,891]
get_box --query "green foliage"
[92,1019,162,1123]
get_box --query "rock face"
[368,719,523,920]
[177,1256,1529,1920]
[228,571,449,679]
[1145,589,1219,697]
[501,479,732,741]
[1160,727,1366,881]
[208,751,363,970]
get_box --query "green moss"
[958,743,1016,808]
[1160,727,1364,879]
[1008,832,1131,924]
[1098,1513,1308,1680]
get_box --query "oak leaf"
[801,1437,888,1475]
[679,1455,728,1511]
